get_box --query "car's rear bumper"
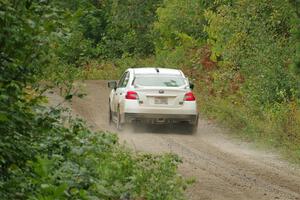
[123,100,197,115]
[124,113,198,124]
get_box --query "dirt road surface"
[57,80,300,200]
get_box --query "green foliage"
[48,0,162,59]
[154,0,209,51]
[1,0,300,198]
[0,0,188,199]
[1,108,187,199]
[204,0,299,105]
[78,56,157,80]
[53,31,96,66]
[198,94,300,162]
[0,0,64,177]
[292,6,300,75]
[100,0,162,58]
[150,0,300,162]
[52,0,109,48]
[186,0,300,162]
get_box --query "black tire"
[191,116,199,134]
[116,111,123,131]
[191,123,198,134]
[108,108,113,125]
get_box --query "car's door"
[113,71,130,113]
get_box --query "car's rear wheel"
[191,123,198,134]
[116,111,124,131]
[109,108,113,125]
[191,116,199,134]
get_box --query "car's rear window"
[134,76,186,87]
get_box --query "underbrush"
[177,46,300,163]
[0,105,188,200]
[198,95,300,162]
[78,57,156,80]
[151,29,300,163]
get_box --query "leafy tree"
[205,0,299,105]
[154,0,214,51]
[0,0,62,177]
[53,0,109,45]
[101,0,162,58]
[0,1,188,199]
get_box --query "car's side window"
[118,72,129,88]
[121,72,130,88]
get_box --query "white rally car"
[108,67,198,133]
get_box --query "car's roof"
[131,68,183,76]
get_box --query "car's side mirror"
[108,81,117,90]
[189,82,194,90]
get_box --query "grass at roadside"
[198,95,300,163]
[185,63,300,163]
[78,57,157,80]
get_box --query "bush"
[0,1,189,199]
[99,0,162,58]
[154,0,209,51]
[1,107,187,199]
[151,0,300,162]
[204,0,299,105]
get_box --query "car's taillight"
[125,91,138,100]
[184,92,196,101]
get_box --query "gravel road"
[56,80,300,200]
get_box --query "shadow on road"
[122,123,196,135]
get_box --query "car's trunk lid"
[134,86,187,108]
